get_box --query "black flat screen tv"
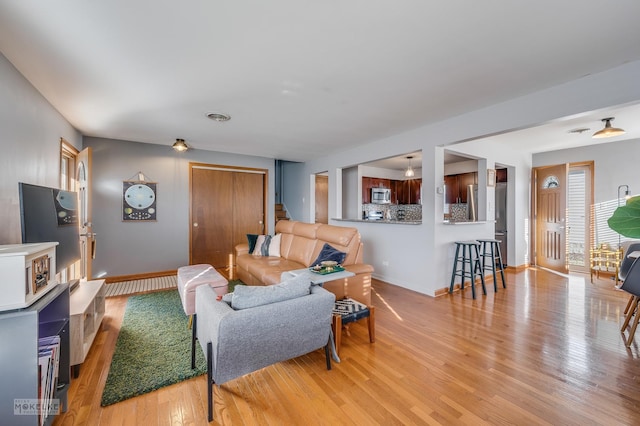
[19,182,82,273]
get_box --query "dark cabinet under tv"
[0,283,70,425]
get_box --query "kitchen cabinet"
[362,177,391,204]
[398,179,421,204]
[444,175,458,205]
[496,168,507,183]
[363,176,421,205]
[444,172,477,204]
[391,180,405,204]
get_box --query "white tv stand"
[69,279,105,375]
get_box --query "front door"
[534,164,568,273]
[190,164,266,271]
[77,147,94,280]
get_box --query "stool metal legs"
[449,243,462,294]
[450,241,486,299]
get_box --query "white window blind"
[567,170,586,266]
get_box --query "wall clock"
[122,181,157,221]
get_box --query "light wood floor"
[53,268,640,425]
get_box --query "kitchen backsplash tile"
[363,203,422,221]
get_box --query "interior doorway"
[315,173,328,224]
[189,164,267,273]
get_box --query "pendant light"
[404,156,415,177]
[172,138,189,152]
[592,117,625,139]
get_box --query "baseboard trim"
[104,269,178,284]
[507,263,529,272]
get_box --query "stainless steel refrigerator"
[467,184,478,222]
[495,182,508,266]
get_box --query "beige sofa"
[235,220,374,305]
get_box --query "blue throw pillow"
[311,243,347,267]
[247,234,259,254]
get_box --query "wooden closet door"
[232,171,265,245]
[190,166,266,270]
[191,168,234,268]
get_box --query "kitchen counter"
[332,218,422,225]
[442,220,490,225]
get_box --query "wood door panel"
[535,164,567,272]
[191,169,234,267]
[233,172,265,245]
[190,166,266,270]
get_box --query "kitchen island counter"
[332,218,421,225]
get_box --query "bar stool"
[477,239,506,292]
[449,241,486,299]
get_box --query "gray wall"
[85,137,276,279]
[0,52,81,244]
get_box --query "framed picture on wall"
[122,181,157,221]
[487,169,496,187]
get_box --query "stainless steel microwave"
[371,187,391,204]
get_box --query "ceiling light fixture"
[405,156,415,177]
[172,138,189,152]
[207,112,231,122]
[592,117,625,139]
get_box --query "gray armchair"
[191,280,335,421]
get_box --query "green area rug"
[101,280,244,406]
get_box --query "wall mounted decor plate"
[122,181,157,221]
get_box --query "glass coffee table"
[280,267,355,285]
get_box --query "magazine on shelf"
[38,335,61,425]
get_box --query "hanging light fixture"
[404,156,415,177]
[592,117,625,139]
[172,138,189,152]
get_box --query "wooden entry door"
[315,174,328,224]
[534,164,568,273]
[190,165,266,270]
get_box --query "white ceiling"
[1,1,640,163]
